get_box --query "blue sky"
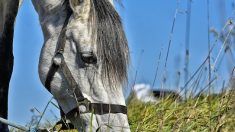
[8,0,235,127]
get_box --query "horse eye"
[81,52,97,64]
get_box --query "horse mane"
[89,0,129,87]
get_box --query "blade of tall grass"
[184,0,192,98]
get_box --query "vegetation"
[127,91,235,132]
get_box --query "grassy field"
[127,91,235,132]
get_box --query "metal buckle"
[77,98,91,114]
[52,50,64,66]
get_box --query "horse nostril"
[81,52,97,64]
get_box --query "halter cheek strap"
[45,7,127,116]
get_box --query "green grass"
[127,91,235,132]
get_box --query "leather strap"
[45,63,59,91]
[45,10,72,91]
[67,103,127,116]
[90,103,127,115]
[60,54,85,100]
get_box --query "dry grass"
[127,91,235,132]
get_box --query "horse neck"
[0,0,22,35]
[0,1,6,35]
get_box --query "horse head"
[32,0,130,131]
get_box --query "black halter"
[45,8,127,116]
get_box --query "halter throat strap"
[45,8,127,116]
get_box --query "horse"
[32,0,130,131]
[0,0,21,131]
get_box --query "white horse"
[32,0,130,131]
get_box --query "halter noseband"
[45,8,127,116]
